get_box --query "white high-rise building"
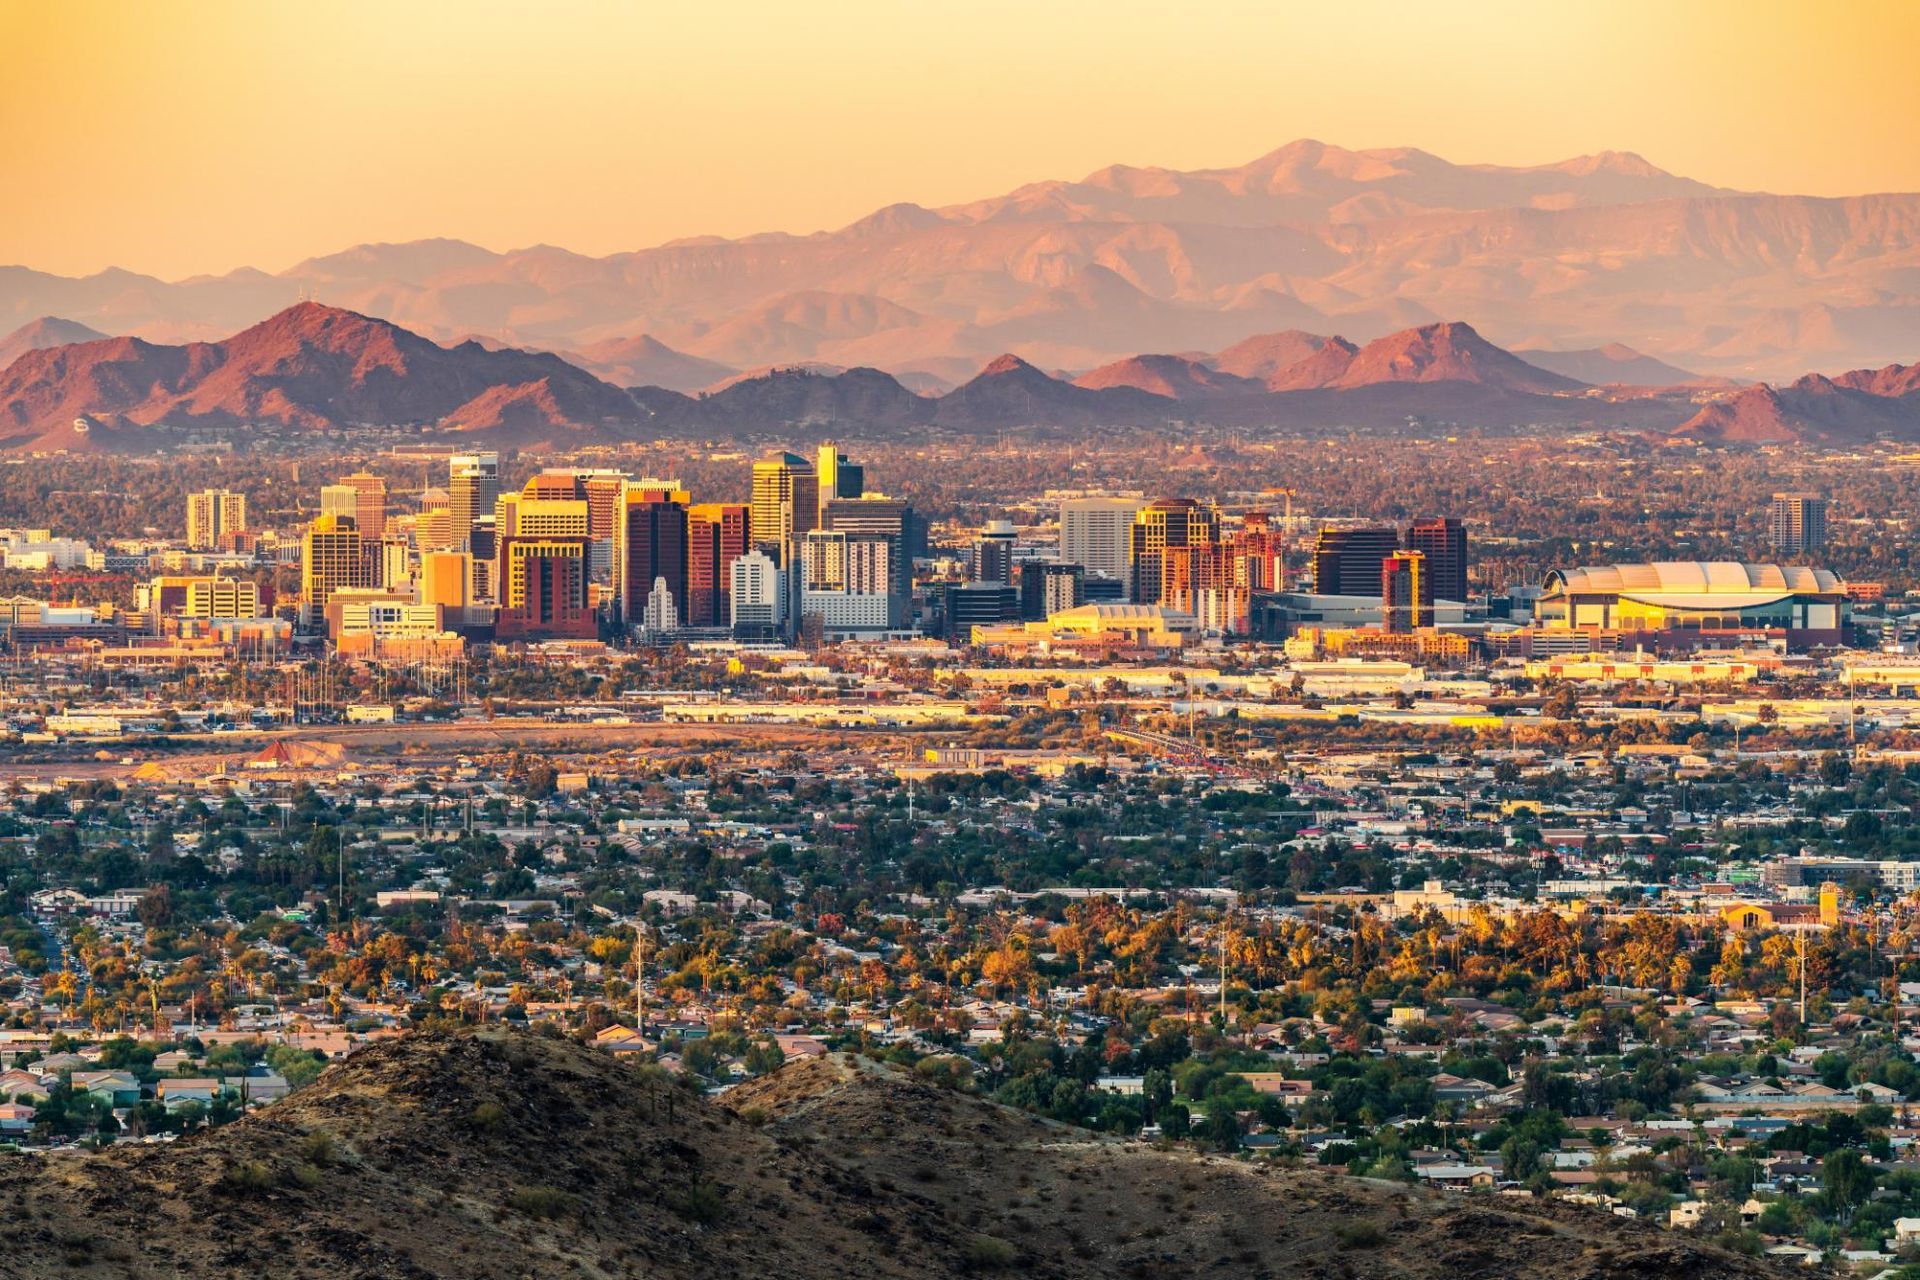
[729,548,786,635]
[641,575,680,636]
[1060,496,1144,593]
[801,530,897,637]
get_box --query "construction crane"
[1261,487,1299,527]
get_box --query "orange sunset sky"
[4,0,1919,279]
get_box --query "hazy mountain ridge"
[0,316,110,376]
[559,333,736,393]
[1514,343,1716,388]
[6,141,1919,378]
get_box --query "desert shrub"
[298,1130,340,1166]
[667,1177,726,1224]
[471,1101,507,1132]
[1336,1220,1385,1249]
[507,1185,573,1219]
[965,1235,1016,1269]
[219,1160,276,1193]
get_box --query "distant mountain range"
[557,333,736,393]
[6,140,1920,380]
[1512,343,1724,388]
[4,302,1914,451]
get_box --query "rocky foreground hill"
[0,1029,1781,1279]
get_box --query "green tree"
[1822,1148,1875,1220]
[1501,1136,1541,1182]
[1203,1095,1241,1152]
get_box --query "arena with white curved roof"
[1535,562,1846,649]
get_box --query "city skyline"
[0,426,1912,1274]
[5,7,1920,1271]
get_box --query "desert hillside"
[0,1030,1783,1280]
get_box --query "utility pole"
[1798,928,1808,1028]
[1218,912,1228,1023]
[1849,667,1858,754]
[635,926,649,1033]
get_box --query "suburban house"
[0,1069,49,1100]
[156,1078,224,1109]
[1413,1162,1497,1190]
[70,1070,140,1108]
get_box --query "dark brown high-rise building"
[617,494,689,628]
[687,503,750,628]
[1311,526,1400,597]
[497,537,595,640]
[1406,517,1468,603]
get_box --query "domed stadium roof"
[1542,562,1841,605]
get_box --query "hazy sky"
[5,0,1919,278]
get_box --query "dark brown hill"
[935,353,1175,427]
[0,302,640,449]
[0,1031,1784,1280]
[1263,337,1364,390]
[1828,359,1920,399]
[1331,321,1584,393]
[697,364,933,429]
[1673,364,1920,443]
